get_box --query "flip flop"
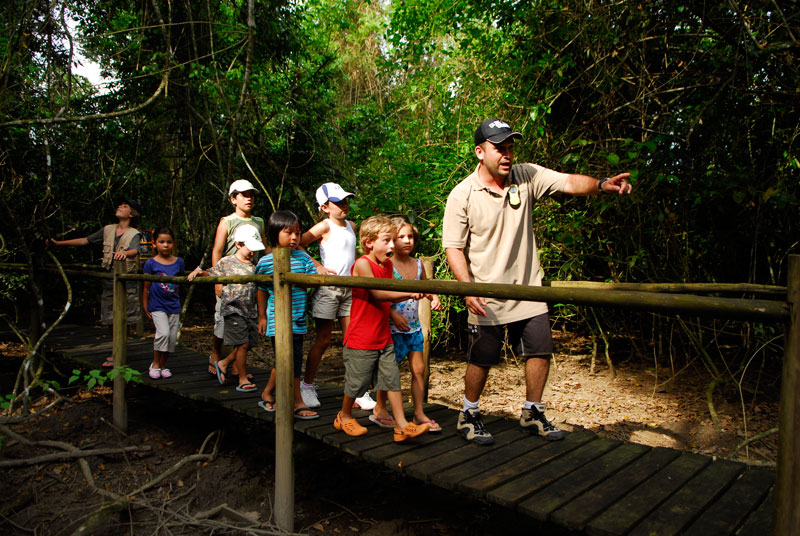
[214,362,226,385]
[102,356,114,368]
[207,357,217,376]
[414,419,441,432]
[294,407,319,420]
[368,414,396,429]
[235,382,257,392]
[258,400,276,412]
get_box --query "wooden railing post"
[776,254,800,535]
[273,247,294,532]
[112,261,128,433]
[419,257,434,403]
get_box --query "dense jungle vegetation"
[1,1,798,397]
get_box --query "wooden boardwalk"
[44,324,775,535]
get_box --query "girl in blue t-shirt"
[142,227,185,379]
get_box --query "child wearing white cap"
[190,224,265,392]
[206,179,269,379]
[298,182,377,411]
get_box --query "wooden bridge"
[45,322,777,536]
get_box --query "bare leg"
[210,334,223,363]
[386,390,409,429]
[373,391,391,420]
[524,356,550,403]
[408,351,430,422]
[154,350,168,370]
[262,369,277,402]
[464,363,490,403]
[233,343,250,386]
[294,380,317,417]
[339,395,357,421]
[304,319,333,384]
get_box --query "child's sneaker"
[457,408,494,446]
[300,382,321,408]
[148,365,161,379]
[394,422,430,442]
[160,368,172,379]
[334,412,368,437]
[520,406,566,441]
[353,390,376,410]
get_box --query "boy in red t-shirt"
[334,216,431,442]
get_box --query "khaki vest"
[101,224,140,273]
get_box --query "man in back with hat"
[442,118,632,445]
[47,196,144,367]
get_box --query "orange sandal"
[334,412,368,437]
[394,422,430,442]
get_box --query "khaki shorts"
[342,344,400,398]
[223,314,259,348]
[100,280,141,326]
[311,286,352,320]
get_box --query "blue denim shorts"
[392,330,424,362]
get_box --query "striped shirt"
[255,250,316,336]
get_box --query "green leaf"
[606,153,620,165]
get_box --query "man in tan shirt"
[443,118,632,445]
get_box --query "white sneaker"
[353,390,376,411]
[300,382,321,408]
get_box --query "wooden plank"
[550,447,681,532]
[683,466,775,536]
[483,437,618,505]
[404,422,527,481]
[586,452,711,536]
[430,432,552,491]
[737,487,774,536]
[387,420,516,474]
[627,459,744,536]
[365,408,464,466]
[519,442,649,521]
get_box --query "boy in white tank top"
[299,183,376,410]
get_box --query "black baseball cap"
[474,118,522,146]
[116,196,143,215]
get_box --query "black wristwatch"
[598,177,610,193]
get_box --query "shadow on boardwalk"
[29,324,776,535]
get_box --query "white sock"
[301,380,313,388]
[525,401,546,411]
[463,396,479,412]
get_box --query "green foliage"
[0,393,14,411]
[1,0,797,365]
[69,366,142,390]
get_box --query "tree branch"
[0,72,169,128]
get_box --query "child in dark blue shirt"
[142,227,185,379]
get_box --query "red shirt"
[344,256,393,350]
